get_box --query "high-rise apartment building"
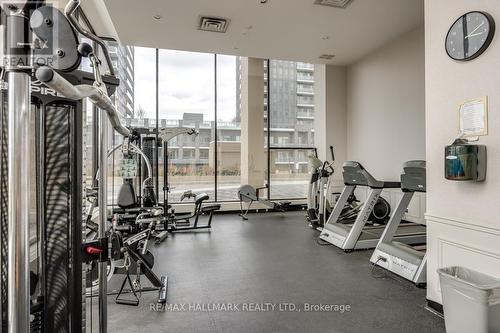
[237,59,315,148]
[107,41,135,118]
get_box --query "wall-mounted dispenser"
[445,139,486,181]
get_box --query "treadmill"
[370,161,427,285]
[319,161,426,251]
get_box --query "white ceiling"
[85,0,423,65]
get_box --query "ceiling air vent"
[319,54,336,60]
[314,0,353,9]
[198,16,230,33]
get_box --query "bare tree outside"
[136,105,146,119]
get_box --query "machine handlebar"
[329,146,335,162]
[321,160,335,175]
[64,0,116,76]
[159,127,198,143]
[35,66,131,137]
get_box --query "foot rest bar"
[158,276,168,304]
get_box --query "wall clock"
[445,11,495,61]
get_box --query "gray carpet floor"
[87,211,445,333]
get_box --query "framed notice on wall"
[459,96,488,138]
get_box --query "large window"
[266,60,316,199]
[216,55,241,201]
[108,45,153,204]
[159,50,215,203]
[83,41,316,205]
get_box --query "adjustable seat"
[113,180,162,234]
[117,180,137,209]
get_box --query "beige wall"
[425,0,500,304]
[346,27,426,181]
[315,65,348,185]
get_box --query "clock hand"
[465,32,484,39]
[466,21,485,38]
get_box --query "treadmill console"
[342,161,370,186]
[342,161,395,188]
[401,160,426,193]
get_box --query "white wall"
[346,27,426,181]
[315,27,426,223]
[425,0,500,304]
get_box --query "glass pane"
[268,60,315,148]
[264,59,269,148]
[267,60,316,199]
[106,44,154,205]
[263,59,270,198]
[216,55,241,201]
[269,148,316,199]
[158,50,215,203]
[126,46,157,202]
[131,46,155,121]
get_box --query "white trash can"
[438,266,500,333]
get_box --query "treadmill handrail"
[35,66,131,137]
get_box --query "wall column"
[314,64,347,185]
[240,57,266,187]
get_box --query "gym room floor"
[88,211,444,333]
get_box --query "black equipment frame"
[0,68,119,333]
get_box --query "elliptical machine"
[306,147,335,230]
[306,153,325,227]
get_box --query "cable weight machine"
[1,1,167,332]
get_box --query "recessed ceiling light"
[319,54,336,60]
[314,0,354,9]
[153,14,162,20]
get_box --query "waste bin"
[438,266,500,333]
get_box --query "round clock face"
[446,11,495,61]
